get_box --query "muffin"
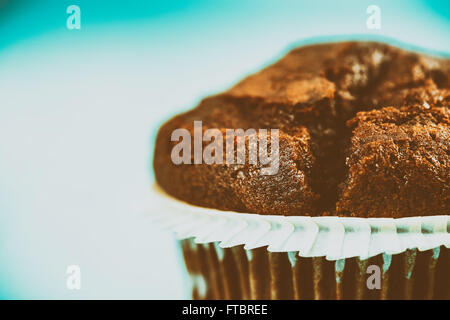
[152,41,450,299]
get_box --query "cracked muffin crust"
[338,105,449,217]
[153,41,450,217]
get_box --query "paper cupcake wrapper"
[150,185,450,261]
[150,185,449,299]
[180,239,449,300]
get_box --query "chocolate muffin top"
[153,42,450,217]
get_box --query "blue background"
[0,0,449,299]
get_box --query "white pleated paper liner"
[150,184,450,261]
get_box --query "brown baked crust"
[153,41,450,217]
[153,96,320,215]
[337,105,449,217]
